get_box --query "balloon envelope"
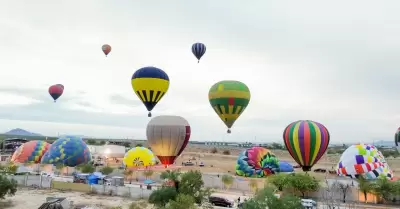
[123,147,156,167]
[102,44,111,56]
[11,140,50,164]
[283,120,330,171]
[41,135,91,167]
[279,161,294,173]
[191,42,206,62]
[208,80,251,133]
[131,67,170,117]
[235,147,280,177]
[48,84,64,101]
[336,144,393,180]
[146,115,191,165]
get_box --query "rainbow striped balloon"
[283,120,330,171]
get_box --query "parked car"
[199,162,205,167]
[301,198,317,209]
[209,196,234,208]
[182,161,194,166]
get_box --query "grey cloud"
[109,94,142,107]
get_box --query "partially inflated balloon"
[283,120,330,171]
[208,80,250,133]
[123,147,156,168]
[191,42,206,63]
[131,67,170,117]
[147,115,190,165]
[235,147,280,177]
[11,140,50,164]
[337,144,393,180]
[102,44,111,56]
[49,84,64,102]
[41,135,91,167]
[395,128,400,153]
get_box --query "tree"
[334,182,351,203]
[222,150,230,155]
[7,163,18,174]
[99,141,106,145]
[143,170,154,179]
[249,179,258,193]
[268,173,289,191]
[135,143,143,147]
[160,170,182,191]
[164,194,197,209]
[178,170,211,204]
[357,177,373,203]
[123,142,131,147]
[149,187,177,207]
[123,170,133,183]
[372,177,395,203]
[287,173,320,197]
[0,174,17,199]
[221,174,234,190]
[241,186,303,209]
[100,166,114,175]
[210,147,218,154]
[77,164,95,173]
[87,139,96,145]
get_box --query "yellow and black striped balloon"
[131,67,169,117]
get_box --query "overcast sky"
[0,0,399,143]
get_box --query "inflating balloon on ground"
[336,143,393,180]
[11,140,50,164]
[41,135,91,167]
[123,147,156,168]
[235,147,280,177]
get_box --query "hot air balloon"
[283,120,330,172]
[131,67,170,117]
[235,147,280,177]
[102,44,111,57]
[336,143,393,180]
[208,80,251,133]
[123,147,156,168]
[11,140,50,164]
[191,42,206,63]
[146,115,191,166]
[395,128,400,153]
[48,84,64,102]
[41,135,91,167]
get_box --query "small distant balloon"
[191,42,206,63]
[48,84,64,102]
[102,44,112,57]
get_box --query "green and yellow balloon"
[208,80,251,133]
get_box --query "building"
[0,138,28,153]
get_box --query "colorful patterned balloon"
[11,140,50,164]
[208,80,251,133]
[283,120,330,171]
[41,135,91,167]
[395,127,400,153]
[336,144,393,180]
[235,147,280,178]
[123,147,156,168]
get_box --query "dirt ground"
[0,188,152,209]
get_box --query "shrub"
[222,150,231,155]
